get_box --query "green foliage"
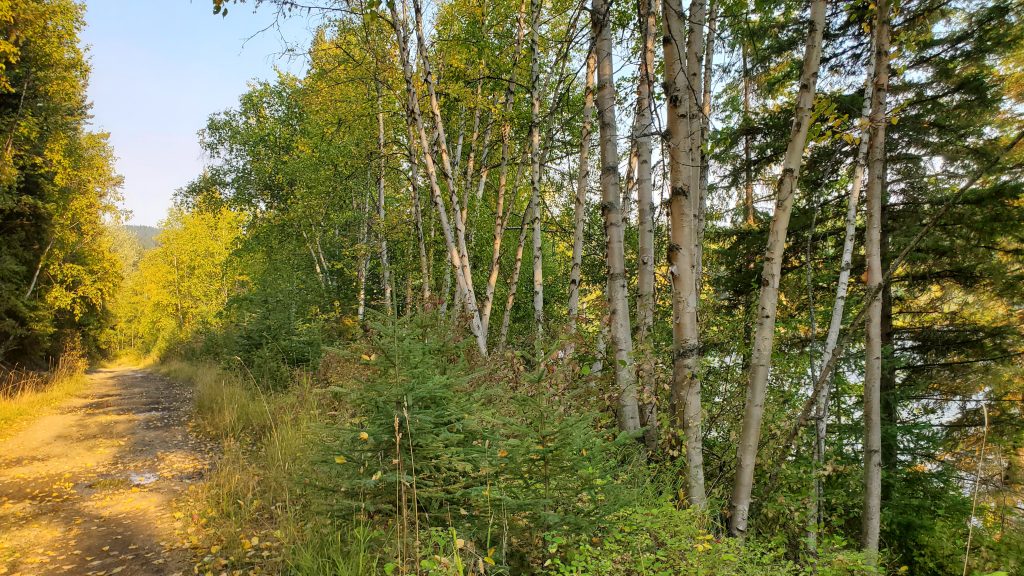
[541,504,875,576]
[112,0,1024,572]
[0,0,124,367]
[114,207,243,358]
[315,313,646,571]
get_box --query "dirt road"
[0,368,211,576]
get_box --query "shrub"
[314,313,647,572]
[541,503,877,576]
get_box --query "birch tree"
[808,48,875,553]
[729,0,827,537]
[567,48,595,331]
[863,0,892,559]
[386,0,488,354]
[663,0,706,505]
[529,0,544,341]
[633,0,658,449]
[593,0,640,432]
[480,0,528,338]
[374,80,394,316]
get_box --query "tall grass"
[0,354,88,434]
[162,359,379,575]
[160,360,274,439]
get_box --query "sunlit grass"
[0,368,87,436]
[161,359,377,574]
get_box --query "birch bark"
[410,0,484,333]
[530,0,545,341]
[480,0,528,337]
[499,205,531,352]
[634,0,659,449]
[375,81,394,315]
[863,0,892,559]
[567,48,595,331]
[663,0,706,505]
[808,49,875,553]
[407,124,432,305]
[594,0,640,432]
[728,0,827,536]
[387,0,487,353]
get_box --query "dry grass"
[159,359,376,574]
[0,357,88,435]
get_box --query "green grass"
[160,359,275,439]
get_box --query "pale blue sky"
[82,1,315,226]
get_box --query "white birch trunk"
[407,124,432,305]
[480,0,528,337]
[357,190,370,323]
[375,81,394,316]
[634,0,659,450]
[499,205,531,352]
[695,2,717,291]
[302,229,326,288]
[593,0,640,432]
[728,0,827,537]
[388,0,487,354]
[863,0,891,559]
[663,0,706,505]
[412,0,477,307]
[808,47,875,553]
[529,0,544,341]
[25,237,55,300]
[463,81,484,194]
[567,48,595,331]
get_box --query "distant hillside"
[125,225,160,250]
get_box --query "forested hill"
[3,0,1023,574]
[125,225,160,251]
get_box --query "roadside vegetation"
[0,345,87,433]
[162,320,880,575]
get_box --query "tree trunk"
[862,0,891,560]
[775,130,1024,474]
[408,124,432,306]
[742,38,754,226]
[808,47,876,554]
[302,229,326,288]
[593,0,640,432]
[728,0,826,537]
[481,0,528,337]
[662,0,706,505]
[375,81,394,316]
[464,82,484,195]
[474,119,495,201]
[412,0,476,303]
[499,205,531,352]
[314,234,332,287]
[388,0,487,354]
[24,236,55,300]
[357,190,370,323]
[567,48,595,331]
[695,1,716,291]
[529,0,544,342]
[634,0,659,450]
